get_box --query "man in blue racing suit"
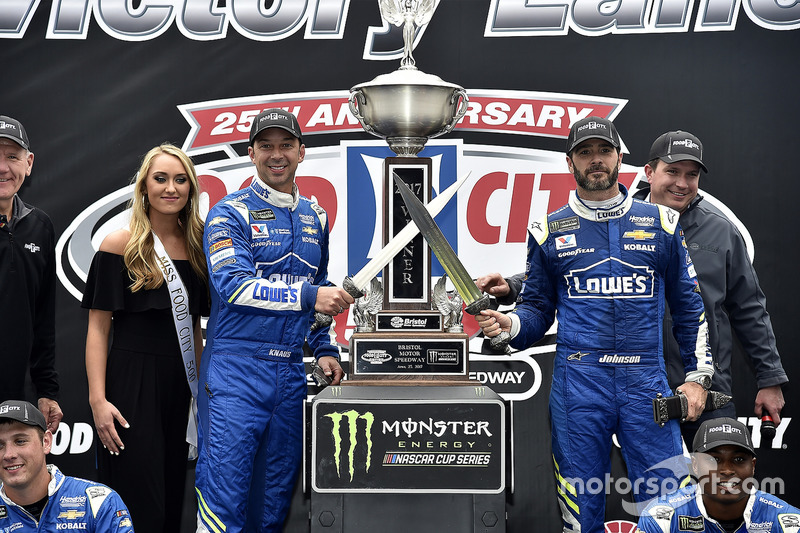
[477,117,713,533]
[195,109,354,533]
[637,417,800,532]
[0,400,134,532]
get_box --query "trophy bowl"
[349,68,469,157]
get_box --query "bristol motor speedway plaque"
[349,332,468,379]
[311,385,505,493]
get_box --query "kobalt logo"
[325,411,374,482]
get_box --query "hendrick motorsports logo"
[324,410,375,482]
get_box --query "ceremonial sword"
[394,174,511,351]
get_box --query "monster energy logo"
[325,410,375,481]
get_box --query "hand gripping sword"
[341,171,471,299]
[394,174,511,352]
[311,171,471,332]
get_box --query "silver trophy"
[349,0,468,157]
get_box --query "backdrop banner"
[3,1,797,531]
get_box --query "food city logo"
[11,0,797,42]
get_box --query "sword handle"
[488,331,511,354]
[310,312,333,332]
[343,276,365,299]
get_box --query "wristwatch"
[692,375,712,390]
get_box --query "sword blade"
[394,174,485,309]
[346,171,471,295]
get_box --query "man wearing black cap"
[0,115,63,432]
[195,109,354,533]
[633,131,787,445]
[638,417,800,532]
[477,117,713,532]
[0,400,134,531]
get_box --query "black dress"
[81,251,209,533]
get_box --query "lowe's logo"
[565,257,654,299]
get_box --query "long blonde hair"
[124,144,207,292]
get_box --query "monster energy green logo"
[325,410,375,481]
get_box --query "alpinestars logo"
[325,410,375,482]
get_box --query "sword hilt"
[343,276,365,299]
[310,312,333,331]
[488,331,511,354]
[464,293,490,316]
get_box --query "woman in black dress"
[83,144,208,532]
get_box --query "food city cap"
[0,400,47,431]
[0,115,31,151]
[566,116,620,154]
[692,417,755,456]
[249,108,303,146]
[648,130,708,173]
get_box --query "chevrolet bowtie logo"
[58,510,86,519]
[623,230,655,240]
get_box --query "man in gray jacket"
[478,130,788,444]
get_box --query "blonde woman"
[83,144,209,532]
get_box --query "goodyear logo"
[325,410,374,482]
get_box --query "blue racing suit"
[195,178,338,533]
[638,485,800,532]
[507,185,713,533]
[0,465,134,531]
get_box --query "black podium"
[310,385,506,532]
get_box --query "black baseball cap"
[693,417,755,456]
[0,115,31,151]
[649,130,708,173]
[249,109,302,146]
[0,400,47,431]
[566,116,620,154]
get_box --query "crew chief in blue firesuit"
[477,117,713,533]
[195,109,354,533]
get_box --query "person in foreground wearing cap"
[0,115,63,432]
[637,417,800,532]
[194,109,353,533]
[0,400,134,531]
[476,116,713,533]
[633,131,787,445]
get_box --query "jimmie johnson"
[477,117,713,533]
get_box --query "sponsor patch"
[251,223,269,239]
[250,208,276,221]
[0,505,6,518]
[209,238,233,254]
[207,216,228,226]
[629,215,655,226]
[210,247,235,266]
[687,264,696,278]
[565,258,654,299]
[299,213,315,225]
[549,216,580,233]
[557,247,595,258]
[58,510,86,519]
[555,234,576,250]
[598,354,641,364]
[677,515,704,531]
[623,243,656,252]
[206,229,229,243]
[120,518,133,527]
[301,226,318,235]
[212,257,236,272]
[595,206,626,221]
[567,351,589,361]
[622,230,655,240]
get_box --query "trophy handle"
[348,90,377,136]
[437,88,469,137]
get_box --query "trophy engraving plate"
[350,333,468,378]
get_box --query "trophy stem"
[386,137,428,157]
